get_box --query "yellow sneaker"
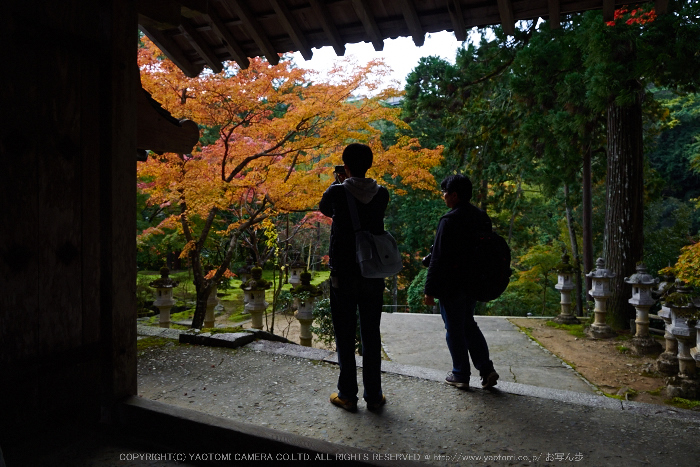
[330,392,357,412]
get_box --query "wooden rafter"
[446,0,466,42]
[399,0,424,47]
[309,0,346,56]
[351,0,384,51]
[270,0,313,60]
[179,20,224,73]
[496,0,515,36]
[205,11,250,69]
[548,0,561,29]
[602,0,615,22]
[227,0,280,65]
[139,21,204,77]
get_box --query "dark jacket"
[424,202,491,298]
[319,178,389,276]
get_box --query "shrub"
[310,298,362,354]
[407,269,433,313]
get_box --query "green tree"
[582,1,700,328]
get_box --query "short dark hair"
[440,174,473,202]
[342,143,373,177]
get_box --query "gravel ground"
[137,342,700,466]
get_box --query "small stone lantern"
[290,271,322,347]
[585,258,616,339]
[666,281,698,378]
[553,254,580,325]
[204,284,219,329]
[657,302,679,375]
[625,263,662,355]
[287,259,306,287]
[655,271,678,375]
[237,257,255,309]
[149,267,179,328]
[240,267,271,330]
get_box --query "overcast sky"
[291,30,466,92]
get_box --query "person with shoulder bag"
[319,143,390,412]
[424,174,500,390]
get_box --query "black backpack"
[464,230,512,302]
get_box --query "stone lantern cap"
[625,263,658,306]
[654,269,676,299]
[237,257,254,276]
[663,280,698,319]
[554,254,575,292]
[585,258,616,280]
[586,258,615,299]
[288,259,306,269]
[555,254,575,275]
[240,267,271,291]
[290,272,322,297]
[624,263,658,287]
[149,267,179,288]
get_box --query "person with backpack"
[319,143,389,412]
[424,174,500,390]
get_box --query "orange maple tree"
[137,38,442,329]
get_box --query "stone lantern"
[553,254,580,325]
[237,256,254,284]
[290,271,322,347]
[655,271,678,375]
[666,281,698,378]
[204,284,219,329]
[240,267,271,330]
[287,258,306,287]
[585,258,616,339]
[149,267,179,328]
[237,257,254,310]
[657,303,679,375]
[624,263,662,355]
[695,319,700,371]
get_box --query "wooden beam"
[179,20,224,73]
[137,0,181,27]
[139,22,204,77]
[548,0,561,29]
[180,0,209,16]
[137,89,201,154]
[602,0,615,22]
[655,0,669,15]
[446,0,466,42]
[228,0,280,65]
[496,0,515,36]
[269,0,313,60]
[308,0,346,56]
[205,11,250,68]
[399,0,424,47]
[351,0,384,51]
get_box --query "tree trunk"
[191,283,212,329]
[564,184,584,317]
[582,145,593,304]
[603,96,644,330]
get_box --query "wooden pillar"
[0,0,137,447]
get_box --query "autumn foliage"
[137,38,442,328]
[606,5,657,27]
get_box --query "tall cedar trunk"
[564,184,584,316]
[582,145,593,303]
[603,96,644,329]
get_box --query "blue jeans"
[330,274,385,404]
[439,292,494,380]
